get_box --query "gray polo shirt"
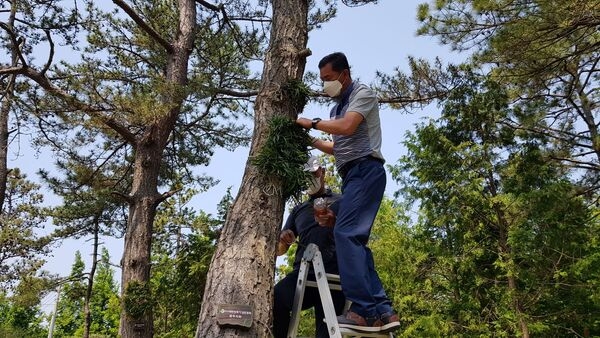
[329,82,384,171]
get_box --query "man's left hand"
[315,208,336,228]
[296,117,312,129]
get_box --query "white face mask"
[306,174,323,195]
[323,80,343,97]
[322,72,344,97]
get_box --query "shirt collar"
[333,82,355,117]
[334,81,355,103]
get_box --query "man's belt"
[338,155,384,179]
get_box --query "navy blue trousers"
[334,158,393,318]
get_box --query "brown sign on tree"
[216,304,253,329]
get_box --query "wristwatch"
[311,118,322,129]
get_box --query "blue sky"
[14,0,464,312]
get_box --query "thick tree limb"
[297,48,311,58]
[0,22,28,68]
[157,188,181,204]
[203,87,433,102]
[195,0,223,12]
[378,93,446,105]
[22,67,138,144]
[212,88,258,97]
[41,29,54,75]
[0,67,23,76]
[111,191,133,204]
[112,0,173,53]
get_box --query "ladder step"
[324,273,341,283]
[306,280,342,291]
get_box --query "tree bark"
[0,73,11,211]
[195,0,309,337]
[0,4,18,211]
[119,0,196,337]
[118,114,184,338]
[83,217,100,338]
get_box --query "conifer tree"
[0,169,50,290]
[2,1,261,335]
[54,251,86,338]
[393,70,600,336]
[417,0,600,187]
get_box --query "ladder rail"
[287,257,311,338]
[312,250,342,338]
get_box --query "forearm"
[297,113,361,139]
[313,118,355,136]
[312,138,334,155]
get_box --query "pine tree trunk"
[195,0,309,336]
[83,218,100,338]
[571,73,600,162]
[119,147,161,337]
[119,1,196,337]
[0,79,10,211]
[0,8,18,211]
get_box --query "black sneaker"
[380,311,401,332]
[336,310,382,332]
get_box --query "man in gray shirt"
[296,52,400,334]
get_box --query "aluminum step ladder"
[286,243,394,338]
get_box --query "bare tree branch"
[196,0,223,12]
[22,67,138,144]
[378,93,446,105]
[41,29,54,75]
[227,16,271,23]
[0,22,28,68]
[0,67,23,76]
[157,188,182,203]
[195,0,264,60]
[112,0,173,54]
[212,88,258,97]
[548,155,600,171]
[501,119,593,149]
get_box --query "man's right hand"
[277,230,295,256]
[279,229,295,245]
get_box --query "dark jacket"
[282,189,340,273]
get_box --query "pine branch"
[158,188,182,203]
[196,0,224,13]
[22,67,138,144]
[0,22,28,68]
[212,88,258,97]
[41,29,54,75]
[112,0,173,53]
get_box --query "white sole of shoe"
[338,323,381,333]
[381,321,400,332]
